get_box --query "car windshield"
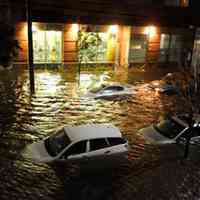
[154,118,186,139]
[44,128,71,157]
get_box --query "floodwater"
[0,66,192,200]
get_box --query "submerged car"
[156,84,179,95]
[27,123,129,164]
[149,82,179,95]
[87,84,135,99]
[140,115,200,145]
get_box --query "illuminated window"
[160,34,170,49]
[32,23,63,64]
[78,25,115,63]
[144,26,157,39]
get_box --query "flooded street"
[1,66,200,200]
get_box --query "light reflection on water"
[0,67,183,169]
[0,67,190,200]
[35,72,62,96]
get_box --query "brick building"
[1,0,199,69]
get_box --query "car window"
[63,141,87,158]
[104,86,124,92]
[154,118,186,139]
[90,138,108,151]
[180,127,200,139]
[45,128,71,157]
[107,137,126,146]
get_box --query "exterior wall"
[118,26,131,67]
[13,23,162,66]
[63,24,78,64]
[129,26,161,66]
[129,26,194,67]
[14,21,194,69]
[14,22,79,64]
[15,22,28,63]
[146,27,161,64]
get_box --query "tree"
[77,29,102,64]
[0,23,20,69]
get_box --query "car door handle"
[105,150,111,154]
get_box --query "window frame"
[89,138,109,152]
[158,32,183,63]
[62,140,88,158]
[107,137,127,146]
[129,33,148,63]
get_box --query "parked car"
[27,123,129,164]
[87,84,135,99]
[140,115,200,145]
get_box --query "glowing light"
[35,72,62,96]
[108,25,118,34]
[182,0,189,7]
[71,24,79,33]
[32,24,38,31]
[22,22,28,37]
[144,26,157,38]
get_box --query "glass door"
[46,31,62,63]
[33,30,46,63]
[33,30,62,64]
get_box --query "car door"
[87,138,110,163]
[59,140,88,164]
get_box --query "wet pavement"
[1,66,200,200]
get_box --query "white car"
[87,84,135,99]
[140,115,200,145]
[27,124,129,164]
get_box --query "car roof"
[63,123,122,142]
[103,85,124,89]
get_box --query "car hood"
[27,141,54,163]
[97,88,134,97]
[86,86,136,99]
[140,125,175,145]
